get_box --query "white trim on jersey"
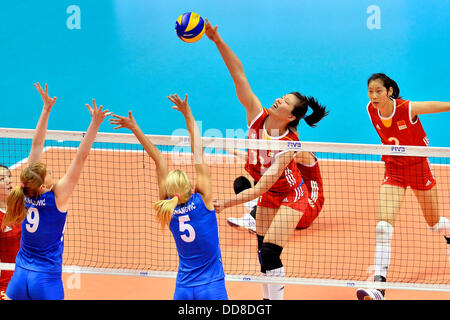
[408,100,419,125]
[366,101,372,120]
[262,122,291,140]
[273,148,297,159]
[297,154,319,167]
[247,108,265,129]
[309,180,319,204]
[284,167,297,187]
[377,98,397,121]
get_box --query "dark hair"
[289,92,329,128]
[367,73,401,99]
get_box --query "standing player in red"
[0,165,20,300]
[357,73,450,300]
[205,19,328,300]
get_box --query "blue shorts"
[6,265,64,300]
[173,279,228,300]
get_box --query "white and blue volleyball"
[175,12,205,43]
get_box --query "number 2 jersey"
[15,190,67,274]
[367,98,429,166]
[169,192,225,287]
[245,108,303,193]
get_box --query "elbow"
[231,69,246,82]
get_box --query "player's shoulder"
[248,108,268,129]
[395,98,410,110]
[284,130,300,142]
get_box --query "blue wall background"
[1,0,449,146]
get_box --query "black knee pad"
[257,235,265,273]
[233,176,252,194]
[259,242,283,271]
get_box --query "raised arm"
[215,151,296,212]
[167,94,214,210]
[205,19,262,125]
[109,110,169,200]
[28,83,57,164]
[411,101,450,119]
[53,99,109,212]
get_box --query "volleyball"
[175,12,205,43]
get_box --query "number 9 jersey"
[169,193,225,288]
[15,190,67,273]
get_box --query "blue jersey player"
[2,83,110,300]
[110,93,228,300]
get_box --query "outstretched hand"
[213,199,225,214]
[167,93,191,116]
[34,83,57,111]
[109,110,138,131]
[204,18,220,43]
[85,99,110,126]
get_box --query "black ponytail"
[289,92,329,128]
[367,73,401,99]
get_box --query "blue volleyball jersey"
[169,193,225,287]
[15,190,67,273]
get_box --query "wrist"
[215,37,224,46]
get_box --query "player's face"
[269,94,298,122]
[0,167,13,203]
[368,79,393,110]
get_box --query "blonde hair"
[2,163,46,230]
[154,169,192,229]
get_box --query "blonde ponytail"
[2,185,27,230]
[2,162,47,230]
[154,196,179,229]
[153,169,193,230]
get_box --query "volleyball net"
[1,127,449,292]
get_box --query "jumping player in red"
[357,73,450,300]
[0,165,20,300]
[227,144,325,232]
[205,19,328,300]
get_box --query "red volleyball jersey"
[0,208,22,287]
[367,98,429,166]
[245,108,303,193]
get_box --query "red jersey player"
[0,165,21,300]
[205,19,328,300]
[357,73,450,301]
[226,141,325,232]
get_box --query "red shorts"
[382,159,436,190]
[296,197,324,229]
[258,183,309,213]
